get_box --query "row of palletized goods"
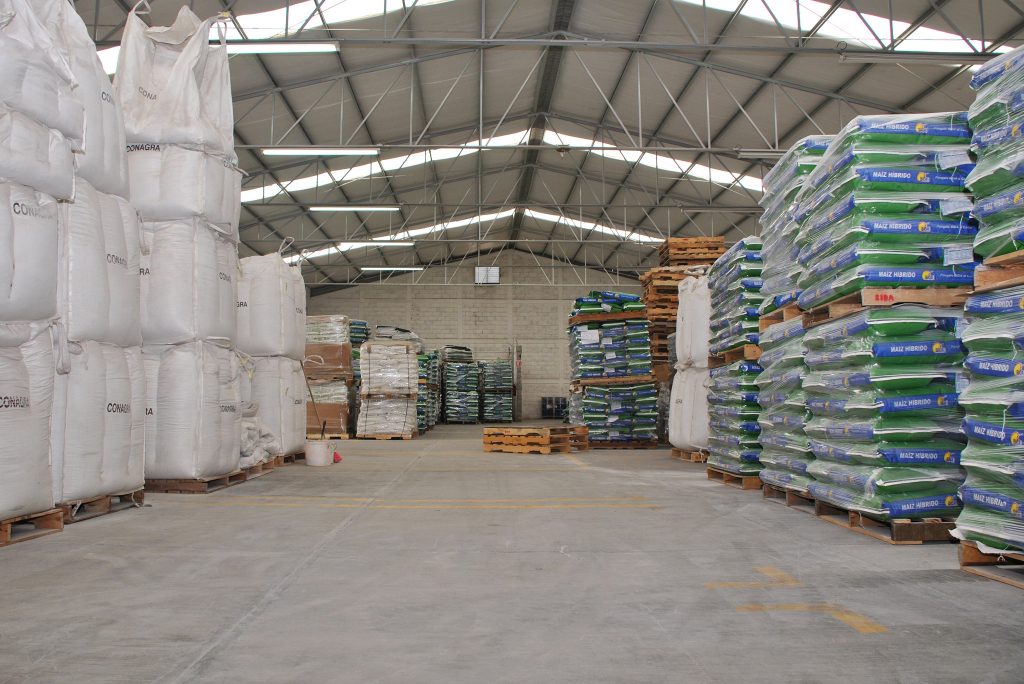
[0,2,306,523]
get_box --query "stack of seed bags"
[417,354,430,432]
[568,319,653,379]
[792,113,978,312]
[709,238,763,356]
[444,362,480,423]
[480,360,514,422]
[426,350,441,427]
[801,306,966,520]
[707,359,763,476]
[953,47,1024,552]
[756,317,814,492]
[758,135,832,317]
[569,291,645,315]
[584,383,658,443]
[349,319,369,386]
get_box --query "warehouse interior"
[2,0,1024,682]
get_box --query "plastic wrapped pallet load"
[139,219,237,344]
[143,341,241,480]
[241,355,306,456]
[0,321,56,519]
[58,179,141,346]
[236,254,306,360]
[357,397,417,438]
[360,340,418,395]
[50,342,144,502]
[0,182,59,322]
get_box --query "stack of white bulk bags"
[0,0,81,519]
[116,6,242,480]
[24,0,147,506]
[237,254,307,456]
[669,277,711,451]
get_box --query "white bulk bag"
[0,182,58,322]
[115,6,234,156]
[143,341,240,480]
[0,320,55,519]
[32,0,129,198]
[126,144,240,232]
[50,342,144,503]
[140,220,237,344]
[0,106,74,199]
[0,0,83,146]
[58,179,141,346]
[676,276,711,369]
[240,356,305,456]
[236,254,306,360]
[669,367,709,451]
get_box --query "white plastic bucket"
[305,440,335,467]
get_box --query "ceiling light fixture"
[309,205,401,212]
[225,41,338,54]
[359,266,425,272]
[838,51,992,65]
[261,147,379,156]
[339,241,415,247]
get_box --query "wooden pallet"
[708,344,761,368]
[802,287,972,328]
[241,459,277,480]
[572,373,657,387]
[358,392,417,400]
[356,433,415,440]
[761,483,814,513]
[569,425,589,451]
[706,466,762,490]
[645,307,678,321]
[306,432,350,440]
[812,499,956,545]
[281,452,306,464]
[59,489,144,524]
[589,440,659,450]
[483,426,570,436]
[958,540,1024,590]
[671,448,707,463]
[145,470,248,494]
[483,443,572,454]
[568,310,647,326]
[973,249,1024,292]
[758,302,802,332]
[483,435,571,447]
[0,508,63,547]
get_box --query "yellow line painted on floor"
[188,495,649,504]
[162,499,658,511]
[705,565,802,589]
[736,603,887,634]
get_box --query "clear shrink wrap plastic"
[359,341,418,396]
[306,315,350,344]
[357,397,416,437]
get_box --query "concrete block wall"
[306,251,643,419]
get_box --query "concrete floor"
[1,423,1021,684]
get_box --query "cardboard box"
[307,402,349,437]
[304,343,352,380]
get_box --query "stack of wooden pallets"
[482,426,572,454]
[657,236,726,267]
[640,266,707,364]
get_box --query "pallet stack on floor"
[791,112,977,533]
[479,360,514,422]
[304,315,354,439]
[417,350,440,434]
[356,340,419,439]
[567,292,658,448]
[947,47,1024,587]
[706,238,764,485]
[483,426,571,454]
[754,136,830,500]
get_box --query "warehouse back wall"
[306,251,643,419]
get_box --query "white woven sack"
[0,320,55,519]
[0,106,74,199]
[139,220,237,344]
[115,4,234,156]
[126,143,240,232]
[676,276,711,369]
[58,179,141,346]
[236,253,306,360]
[240,356,305,456]
[32,0,129,198]
[668,367,709,450]
[0,0,83,146]
[0,182,58,322]
[143,341,240,480]
[50,342,144,503]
